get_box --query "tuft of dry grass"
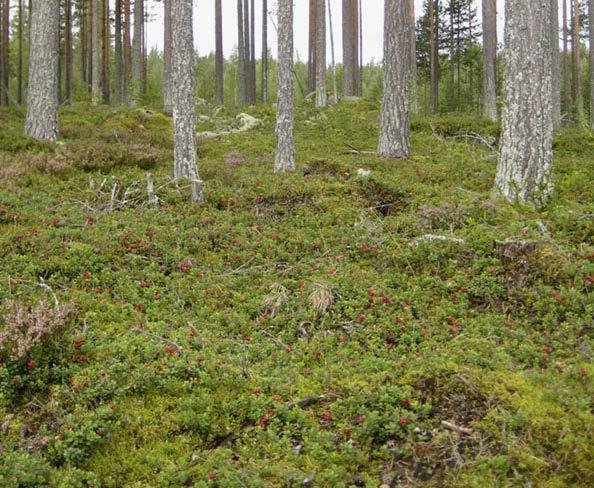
[262,284,289,317]
[308,283,334,313]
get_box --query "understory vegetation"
[0,101,592,487]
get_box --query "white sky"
[145,1,507,63]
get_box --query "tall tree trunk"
[378,0,411,159]
[114,0,122,104]
[407,0,418,114]
[87,0,94,92]
[315,0,326,107]
[18,0,23,104]
[308,0,317,93]
[1,0,8,106]
[215,0,223,105]
[102,0,110,104]
[237,0,246,105]
[132,0,143,104]
[65,0,73,104]
[563,0,570,115]
[496,0,553,204]
[80,0,87,84]
[429,0,439,114]
[590,0,594,129]
[123,0,130,103]
[250,0,256,102]
[92,0,101,104]
[141,0,147,96]
[275,0,295,172]
[327,0,337,103]
[342,0,359,97]
[551,0,561,127]
[482,0,497,120]
[172,0,202,203]
[163,0,172,111]
[261,0,268,103]
[243,0,251,102]
[26,0,60,140]
[357,0,363,97]
[0,1,4,106]
[571,0,583,121]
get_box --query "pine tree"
[482,0,497,120]
[261,0,268,103]
[378,0,411,159]
[496,0,553,204]
[275,0,295,172]
[171,0,202,203]
[132,0,143,104]
[215,0,223,105]
[315,0,327,107]
[163,0,172,111]
[26,0,60,140]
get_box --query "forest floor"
[0,101,593,487]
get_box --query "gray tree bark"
[482,0,497,121]
[588,0,594,130]
[378,0,411,159]
[172,0,202,203]
[25,0,59,140]
[327,0,338,102]
[551,0,561,127]
[115,0,123,104]
[315,0,327,107]
[571,0,583,121]
[275,0,295,172]
[429,0,439,114]
[407,0,418,114]
[132,0,143,104]
[308,0,317,94]
[496,0,554,204]
[261,0,268,103]
[590,0,594,129]
[215,0,224,105]
[163,0,173,112]
[237,0,247,105]
[92,0,101,105]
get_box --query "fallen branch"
[409,234,466,247]
[287,395,327,411]
[441,420,473,435]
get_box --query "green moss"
[0,102,592,486]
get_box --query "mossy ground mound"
[0,102,592,487]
